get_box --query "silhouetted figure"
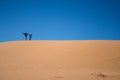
[29,34,32,40]
[22,32,28,40]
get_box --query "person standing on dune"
[22,32,28,40]
[29,34,32,40]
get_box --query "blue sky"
[0,0,120,42]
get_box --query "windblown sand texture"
[0,41,120,80]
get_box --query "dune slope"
[0,40,120,80]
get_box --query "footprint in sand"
[53,67,64,79]
[91,73,108,78]
[91,72,120,80]
[54,75,63,79]
[57,67,63,70]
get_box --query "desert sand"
[0,40,120,80]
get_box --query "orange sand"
[0,40,120,80]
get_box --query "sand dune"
[0,40,120,80]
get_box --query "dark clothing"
[29,34,32,40]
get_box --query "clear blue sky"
[0,0,120,42]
